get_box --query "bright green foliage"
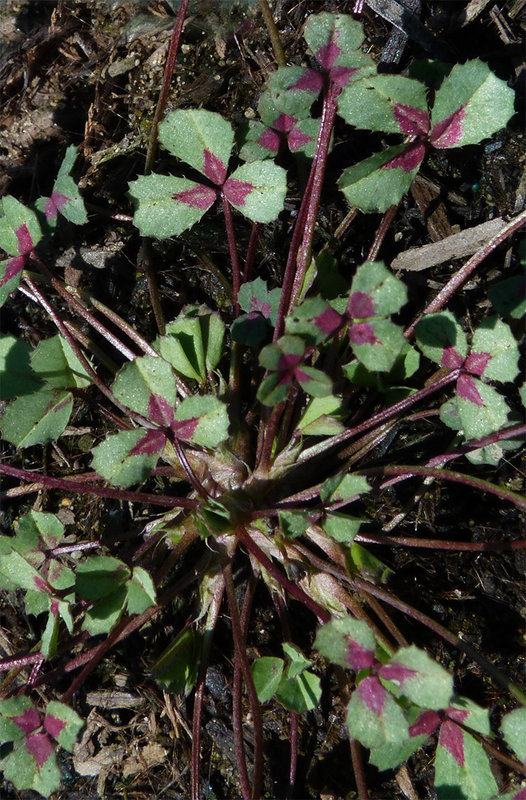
[296,394,345,435]
[251,644,322,713]
[75,554,156,634]
[278,510,311,538]
[157,306,225,381]
[251,657,284,703]
[322,512,363,543]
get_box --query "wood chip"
[391,217,506,271]
[86,690,144,709]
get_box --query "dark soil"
[0,1,524,799]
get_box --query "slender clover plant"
[0,10,525,800]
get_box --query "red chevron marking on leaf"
[430,107,466,148]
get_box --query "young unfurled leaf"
[129,174,217,238]
[223,161,286,223]
[126,566,157,615]
[0,388,73,448]
[500,706,526,763]
[0,334,42,399]
[152,627,200,695]
[282,642,312,680]
[379,646,453,710]
[430,61,515,149]
[30,334,92,389]
[232,278,281,345]
[75,555,153,634]
[252,647,321,713]
[275,669,321,713]
[338,75,429,135]
[251,657,285,703]
[265,66,323,118]
[339,144,425,213]
[157,306,225,381]
[315,616,376,671]
[258,335,333,406]
[435,721,498,800]
[40,145,88,225]
[75,555,130,601]
[158,109,234,184]
[296,394,345,435]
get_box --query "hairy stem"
[222,560,263,800]
[0,463,197,508]
[405,208,526,338]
